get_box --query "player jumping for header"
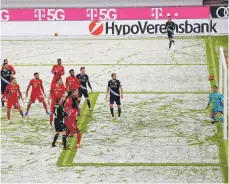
[206,86,224,124]
[166,16,175,49]
[105,73,123,118]
[76,67,92,110]
[25,73,50,116]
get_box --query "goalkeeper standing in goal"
[166,16,175,49]
[206,86,224,124]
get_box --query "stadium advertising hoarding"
[1,7,209,21]
[210,6,229,19]
[2,19,228,37]
[1,6,228,36]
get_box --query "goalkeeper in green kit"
[166,16,175,49]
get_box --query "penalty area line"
[57,93,99,166]
[61,162,226,167]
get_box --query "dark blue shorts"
[110,95,121,105]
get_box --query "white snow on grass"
[1,39,206,65]
[1,165,223,183]
[1,38,221,183]
[74,94,218,164]
[15,65,209,94]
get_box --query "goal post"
[219,47,228,140]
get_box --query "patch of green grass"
[57,93,99,167]
[204,35,228,183]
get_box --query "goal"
[219,47,228,140]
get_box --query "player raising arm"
[105,73,123,118]
[76,67,92,110]
[25,72,50,116]
[65,69,81,92]
[166,16,175,49]
[2,78,24,121]
[206,85,224,124]
[51,58,64,85]
[48,78,65,125]
[1,63,12,107]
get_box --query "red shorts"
[30,93,44,103]
[65,117,78,135]
[7,99,20,109]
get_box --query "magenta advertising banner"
[1,7,210,21]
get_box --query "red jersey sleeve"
[51,65,56,74]
[76,77,81,89]
[9,65,16,75]
[61,66,64,75]
[16,84,22,98]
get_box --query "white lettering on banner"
[0,9,10,21]
[216,7,229,18]
[86,8,117,20]
[34,9,65,21]
[151,8,163,20]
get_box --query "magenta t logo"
[151,8,163,19]
[34,9,46,20]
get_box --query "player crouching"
[52,98,69,150]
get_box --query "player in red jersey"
[51,59,64,85]
[65,69,81,92]
[65,97,81,149]
[2,59,16,75]
[25,73,50,116]
[1,78,24,121]
[48,78,65,125]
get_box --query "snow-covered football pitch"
[1,38,227,183]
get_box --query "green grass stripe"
[98,91,209,94]
[204,35,228,183]
[11,64,207,66]
[62,162,226,167]
[56,93,99,167]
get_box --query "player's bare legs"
[41,99,49,114]
[75,126,82,149]
[25,101,32,115]
[7,107,24,120]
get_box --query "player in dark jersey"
[1,63,12,107]
[76,67,92,110]
[165,16,175,49]
[105,73,123,118]
[52,98,69,150]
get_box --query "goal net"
[219,47,228,140]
